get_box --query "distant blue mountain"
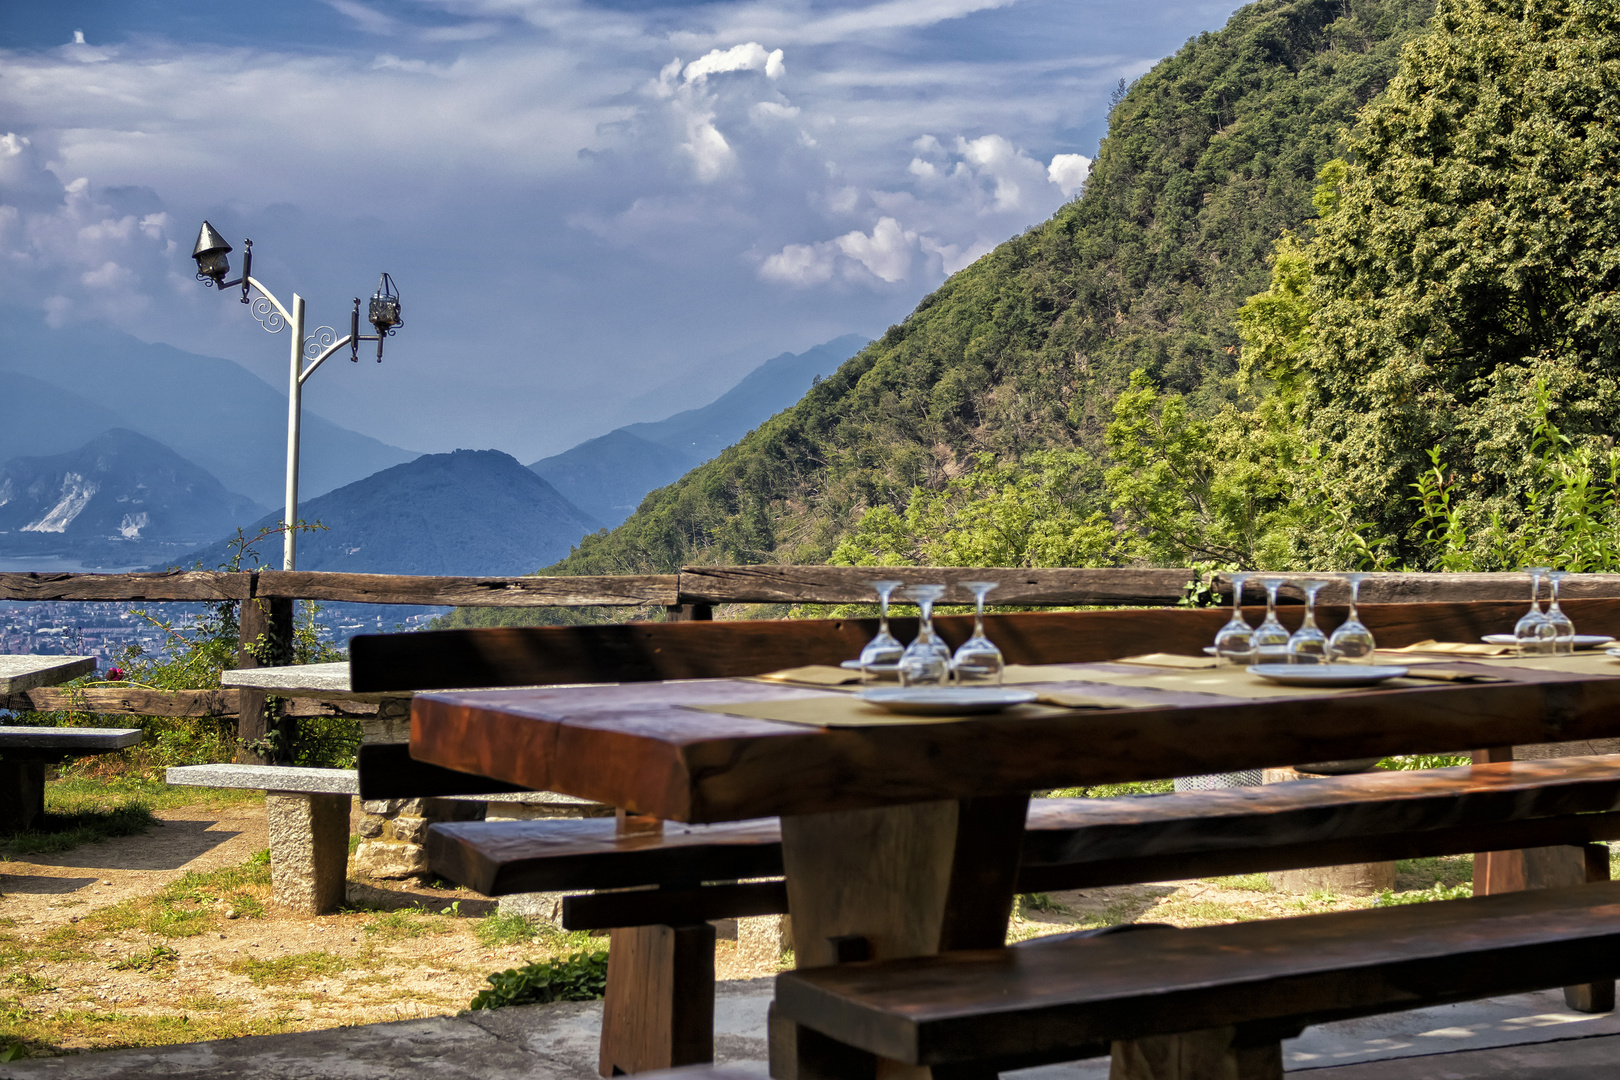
[0,428,267,566]
[0,310,418,506]
[162,449,602,576]
[530,335,868,527]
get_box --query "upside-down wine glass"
[952,581,1005,685]
[1287,579,1332,664]
[1251,576,1292,664]
[859,580,906,681]
[1545,570,1576,654]
[898,584,952,686]
[1213,572,1257,666]
[1327,573,1377,663]
[1514,567,1555,656]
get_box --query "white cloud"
[1048,152,1091,197]
[836,217,915,282]
[683,43,785,83]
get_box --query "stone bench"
[165,763,611,916]
[166,764,359,915]
[1,724,143,832]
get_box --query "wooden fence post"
[237,578,296,765]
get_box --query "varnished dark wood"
[357,742,531,800]
[409,667,1620,823]
[773,880,1620,1068]
[939,795,1029,952]
[599,922,716,1076]
[426,756,1620,896]
[561,881,790,930]
[360,599,1620,695]
[426,816,787,895]
[664,604,714,622]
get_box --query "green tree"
[828,451,1122,567]
[1302,0,1620,560]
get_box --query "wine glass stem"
[972,593,987,638]
[1348,581,1360,624]
[1302,590,1319,631]
[1266,585,1279,621]
[878,592,891,635]
[918,598,935,642]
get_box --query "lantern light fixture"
[188,220,406,569]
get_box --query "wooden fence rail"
[12,566,1616,609]
[11,566,1620,755]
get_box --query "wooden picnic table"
[409,654,1620,1077]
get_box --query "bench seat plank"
[428,756,1620,898]
[775,880,1620,1068]
[0,725,142,756]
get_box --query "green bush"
[468,949,609,1010]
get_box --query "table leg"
[773,793,1028,1080]
[1471,747,1614,1013]
[0,759,46,833]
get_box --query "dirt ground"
[0,795,1475,1060]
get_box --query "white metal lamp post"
[190,221,403,571]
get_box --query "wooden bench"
[350,601,1620,1074]
[773,880,1620,1079]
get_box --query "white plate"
[1247,663,1409,687]
[855,687,1037,715]
[1482,633,1614,649]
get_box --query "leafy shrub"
[468,949,609,1010]
[1374,882,1473,907]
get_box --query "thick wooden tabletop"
[410,660,1620,823]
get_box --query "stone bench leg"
[266,791,351,916]
[0,759,46,834]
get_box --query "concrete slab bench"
[167,764,358,915]
[165,763,607,915]
[1,724,142,833]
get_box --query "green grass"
[1,802,157,856]
[1204,873,1274,892]
[227,951,349,987]
[1039,780,1175,799]
[110,945,179,972]
[1377,754,1472,771]
[1375,882,1473,906]
[363,910,453,942]
[0,1005,297,1059]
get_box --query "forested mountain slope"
[548,0,1435,575]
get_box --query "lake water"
[0,556,149,573]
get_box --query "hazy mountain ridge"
[530,335,868,528]
[0,311,418,506]
[162,449,602,576]
[0,428,267,566]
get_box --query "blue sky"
[0,0,1248,461]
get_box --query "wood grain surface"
[0,570,249,602]
[0,688,375,719]
[356,599,1620,695]
[426,757,1620,896]
[773,880,1620,1067]
[675,566,1194,606]
[409,662,1620,822]
[561,881,791,930]
[254,570,678,606]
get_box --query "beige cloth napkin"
[752,665,863,687]
[1383,640,1516,657]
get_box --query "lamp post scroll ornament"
[190,221,402,571]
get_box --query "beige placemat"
[688,697,1091,727]
[1453,653,1620,676]
[751,665,863,687]
[1007,664,1431,700]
